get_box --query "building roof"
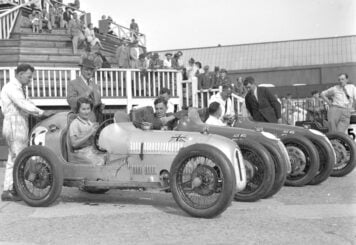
[157,35,356,71]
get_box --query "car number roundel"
[30,126,48,146]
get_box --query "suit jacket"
[67,76,102,121]
[245,87,281,123]
[116,45,131,68]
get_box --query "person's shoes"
[1,190,21,202]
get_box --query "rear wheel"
[282,135,319,187]
[235,139,275,202]
[13,146,63,207]
[170,144,236,218]
[327,132,356,177]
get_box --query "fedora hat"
[79,58,96,69]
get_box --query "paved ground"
[0,168,355,245]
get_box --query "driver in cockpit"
[68,97,106,165]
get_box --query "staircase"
[0,6,131,68]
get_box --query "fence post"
[8,67,15,82]
[126,70,132,113]
[191,77,198,107]
[176,72,183,110]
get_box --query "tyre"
[327,132,356,177]
[13,145,64,207]
[282,135,320,187]
[261,143,288,198]
[170,144,236,218]
[80,186,110,194]
[235,139,275,202]
[307,136,334,185]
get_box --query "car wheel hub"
[331,140,349,167]
[287,146,307,176]
[191,165,218,196]
[243,159,256,181]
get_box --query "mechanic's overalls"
[1,79,43,191]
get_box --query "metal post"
[126,70,132,113]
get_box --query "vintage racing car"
[296,116,356,177]
[13,112,247,218]
[130,107,291,202]
[236,119,336,186]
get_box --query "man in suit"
[67,58,103,122]
[116,40,131,68]
[243,76,281,123]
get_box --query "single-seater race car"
[130,107,291,202]
[295,115,356,177]
[236,118,336,186]
[13,112,247,219]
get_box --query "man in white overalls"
[1,64,51,201]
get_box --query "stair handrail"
[0,0,37,39]
[109,21,146,47]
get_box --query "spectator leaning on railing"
[320,73,356,133]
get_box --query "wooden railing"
[181,77,245,114]
[0,67,182,111]
[0,0,34,39]
[109,22,146,47]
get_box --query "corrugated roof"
[157,36,356,71]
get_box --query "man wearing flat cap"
[67,58,103,121]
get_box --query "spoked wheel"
[282,135,319,187]
[170,144,236,218]
[235,140,275,202]
[13,146,63,207]
[327,132,356,177]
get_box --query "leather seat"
[129,106,155,128]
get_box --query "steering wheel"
[93,118,114,152]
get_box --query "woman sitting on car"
[69,97,106,165]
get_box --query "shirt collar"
[12,78,23,89]
[80,75,91,85]
[77,115,91,125]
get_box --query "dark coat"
[245,87,281,123]
[67,76,102,121]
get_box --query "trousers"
[2,116,29,191]
[327,106,351,133]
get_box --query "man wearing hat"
[67,58,103,122]
[163,53,173,69]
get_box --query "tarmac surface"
[0,167,355,245]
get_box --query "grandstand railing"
[0,0,36,39]
[181,77,245,114]
[0,67,182,112]
[109,22,146,47]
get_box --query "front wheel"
[327,132,356,177]
[235,139,275,202]
[13,146,63,207]
[170,144,236,218]
[282,135,319,187]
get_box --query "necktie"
[342,86,350,100]
[22,86,27,99]
[224,100,228,114]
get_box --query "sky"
[72,0,355,51]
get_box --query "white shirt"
[321,84,356,109]
[205,116,226,126]
[208,93,233,120]
[163,59,172,68]
[1,78,43,139]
